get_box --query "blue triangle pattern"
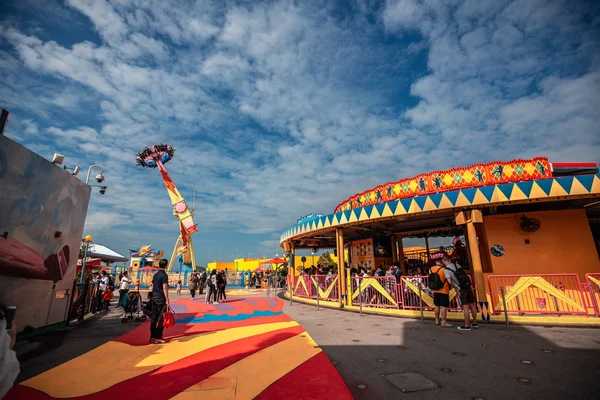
[343,210,352,222]
[575,174,595,192]
[555,176,574,193]
[400,198,413,212]
[478,185,495,202]
[375,203,386,216]
[413,196,427,210]
[335,212,343,223]
[461,188,477,204]
[535,178,553,195]
[444,190,460,206]
[363,205,374,218]
[497,183,514,200]
[387,200,399,214]
[516,180,534,197]
[428,193,443,208]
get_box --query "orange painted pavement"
[5,296,352,400]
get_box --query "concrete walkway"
[7,290,351,399]
[283,297,600,399]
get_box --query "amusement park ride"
[136,144,198,272]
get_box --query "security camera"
[95,174,105,183]
[99,186,107,195]
[51,153,65,165]
[63,165,80,176]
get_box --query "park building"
[280,157,600,326]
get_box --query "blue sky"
[1,0,599,266]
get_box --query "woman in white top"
[0,306,19,398]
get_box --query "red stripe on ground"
[255,352,354,400]
[6,325,305,400]
[115,313,292,345]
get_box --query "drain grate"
[383,372,439,393]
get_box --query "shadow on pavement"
[283,300,600,400]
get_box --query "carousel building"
[280,157,600,324]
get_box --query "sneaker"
[150,338,167,344]
[214,302,220,305]
[457,326,472,331]
[471,323,479,329]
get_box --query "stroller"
[120,291,146,323]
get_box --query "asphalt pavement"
[282,296,600,400]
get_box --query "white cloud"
[1,0,599,263]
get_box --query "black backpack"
[448,264,471,290]
[428,267,446,290]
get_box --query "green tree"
[317,252,337,270]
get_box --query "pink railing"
[350,276,399,308]
[397,275,466,312]
[293,275,312,299]
[585,273,600,317]
[312,275,339,302]
[488,274,588,317]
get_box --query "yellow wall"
[483,209,600,279]
[206,261,235,271]
[290,252,347,274]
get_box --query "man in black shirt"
[149,259,170,344]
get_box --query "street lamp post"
[79,235,93,283]
[85,165,104,185]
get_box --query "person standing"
[189,273,199,299]
[430,259,452,327]
[118,271,132,307]
[149,259,170,344]
[441,255,478,330]
[199,271,207,295]
[210,270,219,304]
[176,280,182,296]
[0,305,19,399]
[97,271,110,312]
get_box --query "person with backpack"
[428,259,453,327]
[217,271,227,302]
[199,271,207,295]
[210,270,219,304]
[441,255,478,331]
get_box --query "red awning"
[260,257,287,265]
[77,258,102,267]
[138,266,160,271]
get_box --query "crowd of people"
[186,270,228,304]
[297,253,477,332]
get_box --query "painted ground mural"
[6,296,352,400]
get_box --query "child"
[102,287,113,311]
[176,280,182,296]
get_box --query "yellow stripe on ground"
[22,321,298,398]
[171,333,322,400]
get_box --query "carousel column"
[397,235,407,275]
[457,210,490,321]
[289,242,295,297]
[390,235,398,264]
[336,228,347,308]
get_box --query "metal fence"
[398,275,465,312]
[293,275,312,298]
[488,274,588,317]
[67,281,100,321]
[585,273,600,317]
[311,275,339,301]
[350,276,399,308]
